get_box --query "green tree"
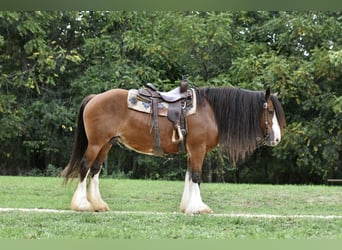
[226,11,342,183]
[0,11,341,184]
[0,11,83,174]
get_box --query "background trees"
[0,11,341,184]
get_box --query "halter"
[256,101,271,146]
[263,101,270,143]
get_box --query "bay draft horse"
[62,86,286,214]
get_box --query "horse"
[61,85,286,214]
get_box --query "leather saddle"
[140,81,189,102]
[137,80,192,155]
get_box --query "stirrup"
[172,125,184,144]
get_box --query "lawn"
[0,176,342,239]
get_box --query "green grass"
[0,176,342,239]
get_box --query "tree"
[0,11,83,174]
[0,11,341,184]
[225,11,342,183]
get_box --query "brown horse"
[62,86,286,214]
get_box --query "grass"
[0,176,342,239]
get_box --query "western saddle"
[137,79,192,155]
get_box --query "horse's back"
[88,88,128,107]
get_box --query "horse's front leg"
[70,144,110,212]
[179,152,213,214]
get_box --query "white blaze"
[271,113,281,146]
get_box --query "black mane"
[195,87,285,164]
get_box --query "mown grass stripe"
[1,207,342,220]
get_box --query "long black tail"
[61,94,95,184]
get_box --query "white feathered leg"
[70,169,94,211]
[87,171,109,211]
[179,171,213,214]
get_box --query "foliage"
[0,11,341,184]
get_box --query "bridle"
[263,101,270,143]
[256,101,272,146]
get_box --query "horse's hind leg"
[70,163,94,211]
[87,143,112,212]
[70,144,101,212]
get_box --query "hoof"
[93,202,110,212]
[182,203,213,215]
[70,201,94,212]
[185,208,213,215]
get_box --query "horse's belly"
[117,128,179,156]
[117,137,154,155]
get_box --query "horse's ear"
[265,87,271,101]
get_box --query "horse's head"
[261,88,285,147]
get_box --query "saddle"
[137,80,192,155]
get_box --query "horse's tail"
[61,94,95,184]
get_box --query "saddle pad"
[127,88,197,116]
